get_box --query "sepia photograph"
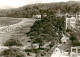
[0,0,80,57]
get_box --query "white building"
[33,15,47,19]
[66,14,80,30]
[70,46,80,57]
[66,17,76,30]
[33,15,41,19]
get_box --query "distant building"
[33,15,41,19]
[66,17,76,29]
[56,14,63,17]
[33,15,47,19]
[65,14,80,30]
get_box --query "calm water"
[0,17,21,27]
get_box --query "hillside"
[0,1,80,18]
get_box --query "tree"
[33,6,39,9]
[71,3,80,14]
[4,38,23,46]
[39,9,43,19]
[70,35,76,45]
[27,16,65,49]
[31,35,44,49]
[0,48,26,57]
[61,3,71,14]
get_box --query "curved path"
[0,18,36,46]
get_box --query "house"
[33,15,41,19]
[66,17,76,30]
[70,46,80,57]
[65,14,80,30]
[33,15,47,19]
[61,34,69,44]
[56,14,63,17]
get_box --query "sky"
[0,0,73,9]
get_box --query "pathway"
[51,36,72,57]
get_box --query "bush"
[4,38,23,46]
[73,43,80,46]
[66,29,72,32]
[0,48,26,57]
[25,48,48,53]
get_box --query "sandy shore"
[0,18,36,46]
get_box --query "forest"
[0,1,80,18]
[0,1,79,57]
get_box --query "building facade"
[33,15,41,19]
[66,17,76,30]
[70,46,80,57]
[65,14,80,30]
[33,15,47,19]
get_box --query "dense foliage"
[27,16,65,49]
[4,38,23,46]
[0,48,26,57]
[0,1,80,18]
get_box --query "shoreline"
[0,18,36,46]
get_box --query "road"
[51,35,72,57]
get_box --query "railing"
[70,46,80,57]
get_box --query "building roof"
[61,35,69,43]
[71,17,75,19]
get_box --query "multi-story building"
[66,16,76,30]
[66,14,80,30]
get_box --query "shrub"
[0,48,26,57]
[66,29,72,32]
[4,38,23,46]
[73,43,80,46]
